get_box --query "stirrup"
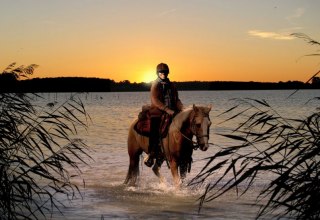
[144,155,154,167]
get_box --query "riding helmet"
[156,63,169,74]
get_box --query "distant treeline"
[1,76,320,92]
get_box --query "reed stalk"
[0,63,91,219]
[190,34,320,219]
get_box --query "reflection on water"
[32,90,318,219]
[51,184,263,219]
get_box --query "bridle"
[172,111,211,150]
[190,112,210,150]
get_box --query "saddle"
[134,105,172,138]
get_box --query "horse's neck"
[171,108,193,131]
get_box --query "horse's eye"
[196,123,201,128]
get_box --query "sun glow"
[139,70,157,83]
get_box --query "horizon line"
[23,76,310,84]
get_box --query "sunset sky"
[1,0,320,83]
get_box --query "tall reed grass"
[191,34,320,219]
[0,63,91,219]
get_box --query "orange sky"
[1,0,320,83]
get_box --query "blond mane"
[170,105,212,132]
[170,107,193,132]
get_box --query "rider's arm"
[176,98,183,111]
[150,82,167,111]
[172,83,183,111]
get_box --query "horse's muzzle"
[199,144,208,151]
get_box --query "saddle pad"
[134,105,172,138]
[134,118,150,137]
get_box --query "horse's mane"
[170,105,212,133]
[170,107,194,132]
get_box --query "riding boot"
[144,145,155,167]
[144,117,161,167]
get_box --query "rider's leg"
[144,116,161,167]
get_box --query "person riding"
[144,63,184,167]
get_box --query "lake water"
[34,90,319,219]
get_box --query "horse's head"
[190,104,212,151]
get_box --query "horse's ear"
[193,104,198,112]
[203,104,212,114]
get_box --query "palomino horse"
[124,104,212,186]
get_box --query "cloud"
[157,9,177,17]
[248,30,295,40]
[286,8,305,21]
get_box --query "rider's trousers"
[149,116,161,156]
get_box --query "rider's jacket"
[149,77,183,117]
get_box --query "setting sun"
[1,1,319,83]
[139,70,156,83]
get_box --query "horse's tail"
[124,155,140,185]
[124,120,142,186]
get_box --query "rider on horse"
[144,63,184,167]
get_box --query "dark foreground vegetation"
[1,72,320,93]
[0,64,91,219]
[190,33,320,219]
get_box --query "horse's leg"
[169,159,181,187]
[166,132,183,187]
[124,150,141,186]
[124,129,143,186]
[179,161,188,182]
[179,141,193,183]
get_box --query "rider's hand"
[165,108,175,116]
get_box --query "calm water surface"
[35,90,319,219]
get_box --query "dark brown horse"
[124,104,212,186]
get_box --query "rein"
[171,111,210,150]
[177,126,200,150]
